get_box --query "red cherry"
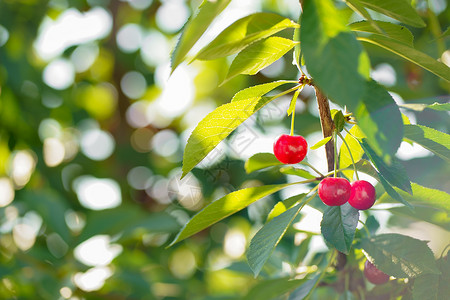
[318,177,351,206]
[364,260,390,285]
[273,134,308,164]
[348,180,376,210]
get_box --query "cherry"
[318,177,351,206]
[348,180,376,210]
[273,134,308,164]
[364,260,390,285]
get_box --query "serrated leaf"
[400,102,450,112]
[232,80,297,102]
[195,12,298,61]
[243,277,306,300]
[321,203,359,254]
[169,183,291,245]
[301,0,368,110]
[248,203,303,276]
[310,136,332,150]
[403,124,450,163]
[171,0,232,72]
[356,81,403,157]
[360,139,412,194]
[350,20,414,46]
[267,194,307,222]
[361,233,440,278]
[358,0,426,28]
[358,35,450,82]
[379,182,450,213]
[279,166,316,179]
[182,96,275,177]
[340,125,365,179]
[245,152,282,174]
[288,274,321,300]
[225,37,296,82]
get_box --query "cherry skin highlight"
[318,177,351,206]
[348,180,376,210]
[273,134,308,164]
[364,260,390,285]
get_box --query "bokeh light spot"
[74,176,122,210]
[43,59,75,90]
[120,71,147,99]
[117,24,143,53]
[80,128,115,161]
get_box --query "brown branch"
[314,87,335,172]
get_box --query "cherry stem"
[290,105,295,136]
[337,131,360,181]
[333,131,338,177]
[300,161,324,177]
[358,220,371,237]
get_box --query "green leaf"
[358,0,426,28]
[350,20,414,46]
[245,152,282,174]
[310,136,332,150]
[288,274,321,300]
[403,124,450,163]
[321,203,359,254]
[361,233,440,278]
[287,87,301,116]
[400,102,450,112]
[21,190,71,244]
[79,207,180,243]
[243,277,306,300]
[358,35,450,82]
[360,139,412,194]
[413,256,450,300]
[344,0,384,33]
[169,183,291,245]
[340,125,365,179]
[333,111,345,132]
[225,37,296,82]
[247,203,303,276]
[267,194,307,222]
[232,80,297,103]
[388,205,450,231]
[195,12,298,61]
[377,173,413,209]
[300,0,368,110]
[379,183,450,213]
[356,81,403,157]
[171,0,232,72]
[279,166,316,179]
[182,96,275,177]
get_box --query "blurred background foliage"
[0,0,449,299]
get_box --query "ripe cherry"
[273,134,308,164]
[348,180,376,210]
[318,177,351,206]
[364,260,390,285]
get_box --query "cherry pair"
[318,177,376,210]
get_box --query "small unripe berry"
[273,134,308,164]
